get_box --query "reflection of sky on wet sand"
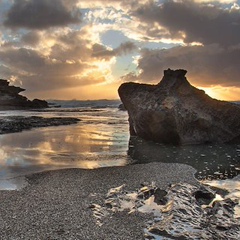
[0,121,131,184]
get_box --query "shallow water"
[0,108,131,188]
[1,101,239,240]
[0,103,239,190]
[129,137,240,180]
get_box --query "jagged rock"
[0,79,48,110]
[118,69,240,145]
[90,182,240,240]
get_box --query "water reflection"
[0,122,131,184]
[1,107,240,190]
[129,137,240,180]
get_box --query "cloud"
[115,42,138,55]
[0,27,117,95]
[92,41,137,60]
[132,0,240,46]
[118,0,240,93]
[4,0,81,29]
[21,31,41,46]
[122,44,240,87]
[0,44,102,92]
[1,0,240,100]
[92,43,115,60]
[194,0,237,3]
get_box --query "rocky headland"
[0,79,48,110]
[118,69,240,145]
[0,79,81,134]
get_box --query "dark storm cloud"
[122,44,240,87]
[92,41,137,59]
[4,0,81,29]
[133,0,240,46]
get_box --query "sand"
[0,162,198,240]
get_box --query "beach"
[0,163,198,240]
[0,100,239,239]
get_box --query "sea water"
[0,100,239,190]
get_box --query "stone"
[118,69,240,145]
[0,116,80,135]
[0,79,49,110]
[193,186,215,205]
[118,103,126,111]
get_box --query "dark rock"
[118,103,126,111]
[154,188,168,205]
[0,79,49,110]
[193,186,215,205]
[118,69,240,145]
[0,116,80,135]
[31,99,49,108]
[91,182,240,240]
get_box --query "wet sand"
[0,162,198,240]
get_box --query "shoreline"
[0,156,239,239]
[0,162,198,240]
[0,110,239,239]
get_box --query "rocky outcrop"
[90,182,240,240]
[0,116,80,134]
[118,69,240,145]
[0,79,48,110]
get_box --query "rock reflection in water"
[129,136,240,180]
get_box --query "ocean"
[0,100,239,195]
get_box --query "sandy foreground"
[0,162,198,240]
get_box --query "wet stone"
[193,186,215,205]
[90,182,240,239]
[153,188,168,205]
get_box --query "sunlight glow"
[199,86,240,101]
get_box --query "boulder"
[0,79,49,110]
[118,69,240,145]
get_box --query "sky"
[0,0,240,100]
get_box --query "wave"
[47,99,121,109]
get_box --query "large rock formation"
[0,79,48,110]
[118,69,240,145]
